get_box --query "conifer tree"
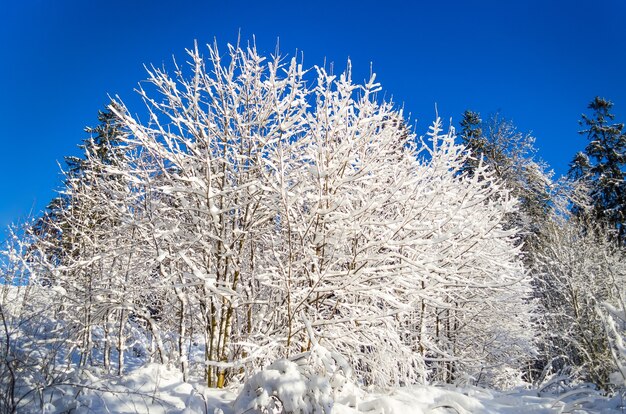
[29,103,124,268]
[459,110,484,175]
[458,110,552,236]
[569,97,626,242]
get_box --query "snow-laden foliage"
[233,358,333,414]
[0,282,78,413]
[4,42,534,394]
[233,320,356,414]
[459,110,553,240]
[569,97,626,242]
[533,204,626,390]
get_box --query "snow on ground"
[34,363,625,414]
[39,364,235,414]
[338,384,625,414]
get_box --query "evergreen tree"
[67,103,125,176]
[458,110,552,236]
[28,104,125,282]
[459,110,484,175]
[569,97,626,242]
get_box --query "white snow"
[27,363,624,413]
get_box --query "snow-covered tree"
[533,203,626,390]
[9,41,535,391]
[105,42,534,388]
[459,111,552,238]
[569,97,626,242]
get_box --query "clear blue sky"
[1,0,625,236]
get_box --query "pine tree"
[458,110,552,235]
[29,103,124,267]
[569,96,626,242]
[459,110,484,176]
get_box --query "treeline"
[1,43,625,409]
